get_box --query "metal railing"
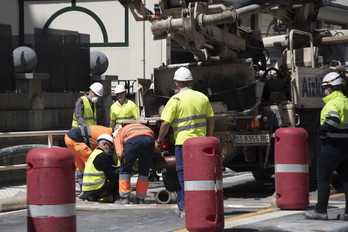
[0,130,68,171]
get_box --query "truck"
[118,0,348,192]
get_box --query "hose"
[0,144,52,159]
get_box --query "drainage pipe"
[155,189,177,204]
[0,196,27,212]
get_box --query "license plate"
[231,134,270,145]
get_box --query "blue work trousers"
[119,135,154,177]
[175,145,185,210]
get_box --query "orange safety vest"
[74,125,113,149]
[115,123,154,157]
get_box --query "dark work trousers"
[120,135,154,178]
[82,177,119,201]
[175,145,185,211]
[315,152,348,214]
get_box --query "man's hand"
[155,139,163,150]
[156,121,171,150]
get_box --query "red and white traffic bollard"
[274,127,309,209]
[27,148,76,232]
[183,137,224,232]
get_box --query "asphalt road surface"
[1,171,348,232]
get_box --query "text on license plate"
[232,134,270,143]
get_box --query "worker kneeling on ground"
[64,125,114,190]
[114,123,155,204]
[79,134,120,203]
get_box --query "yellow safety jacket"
[161,88,214,145]
[321,90,348,136]
[82,148,106,192]
[110,99,138,125]
[72,96,97,128]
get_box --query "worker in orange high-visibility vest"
[113,123,155,204]
[64,125,114,190]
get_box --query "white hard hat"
[90,82,104,97]
[173,67,193,81]
[115,85,126,94]
[96,134,114,144]
[322,72,344,86]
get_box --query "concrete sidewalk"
[0,175,166,211]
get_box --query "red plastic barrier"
[183,137,224,232]
[275,128,309,209]
[27,148,76,232]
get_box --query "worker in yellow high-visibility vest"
[80,134,119,203]
[64,125,115,190]
[156,67,215,218]
[303,72,348,221]
[72,82,104,128]
[109,84,138,128]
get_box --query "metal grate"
[0,24,15,92]
[35,28,90,92]
[0,25,91,93]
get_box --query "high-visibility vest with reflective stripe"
[72,96,97,128]
[161,88,214,145]
[321,90,348,138]
[115,123,154,156]
[110,99,138,125]
[67,125,113,149]
[89,126,113,149]
[82,149,106,192]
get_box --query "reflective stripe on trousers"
[136,174,149,200]
[119,173,131,198]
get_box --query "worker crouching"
[114,123,155,204]
[64,125,114,190]
[79,134,120,203]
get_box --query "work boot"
[337,214,348,221]
[113,195,120,203]
[303,210,328,220]
[175,208,185,218]
[79,192,96,201]
[79,192,87,201]
[136,198,145,204]
[97,195,114,203]
[119,197,129,204]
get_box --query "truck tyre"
[252,168,274,181]
[298,111,321,191]
[308,123,321,191]
[162,168,180,192]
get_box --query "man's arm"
[75,98,86,126]
[206,116,215,136]
[319,116,340,138]
[93,153,118,179]
[110,120,115,128]
[156,120,171,149]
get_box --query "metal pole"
[48,134,53,148]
